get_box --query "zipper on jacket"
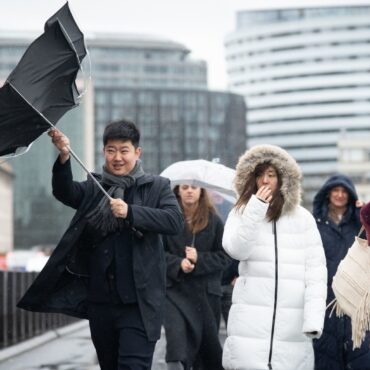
[268,220,278,370]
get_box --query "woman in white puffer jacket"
[222,145,327,370]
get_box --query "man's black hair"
[103,119,140,147]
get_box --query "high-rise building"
[87,33,207,90]
[225,4,370,204]
[94,87,246,173]
[86,33,227,173]
[337,134,370,201]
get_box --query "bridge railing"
[0,271,78,349]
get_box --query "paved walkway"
[0,320,226,370]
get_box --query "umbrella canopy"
[160,159,237,199]
[0,2,87,157]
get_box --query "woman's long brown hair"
[174,185,216,234]
[234,162,284,221]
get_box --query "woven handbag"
[328,226,370,349]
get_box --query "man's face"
[103,139,141,176]
[329,186,349,209]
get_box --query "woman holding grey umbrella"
[163,184,230,370]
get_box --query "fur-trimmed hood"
[234,144,302,215]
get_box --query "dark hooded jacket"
[312,174,370,370]
[17,159,183,341]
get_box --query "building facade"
[225,4,370,203]
[0,163,14,253]
[338,135,370,202]
[94,87,246,174]
[87,33,207,90]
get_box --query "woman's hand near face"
[256,185,273,204]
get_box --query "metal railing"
[0,271,78,349]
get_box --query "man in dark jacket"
[312,174,370,370]
[18,119,183,370]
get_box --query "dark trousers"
[88,303,156,370]
[192,314,223,370]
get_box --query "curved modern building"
[225,4,370,203]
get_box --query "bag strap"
[358,225,365,237]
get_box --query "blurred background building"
[224,3,370,205]
[88,33,207,89]
[338,134,370,201]
[94,87,246,173]
[89,34,246,172]
[0,163,14,254]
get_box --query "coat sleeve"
[52,158,86,209]
[222,195,269,261]
[163,236,184,281]
[192,215,231,276]
[130,178,184,235]
[302,211,327,339]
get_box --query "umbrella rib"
[57,18,91,100]
[7,82,112,201]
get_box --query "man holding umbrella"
[18,119,184,370]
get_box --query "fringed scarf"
[85,160,145,235]
[328,229,370,349]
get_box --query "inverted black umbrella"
[0,2,111,199]
[0,2,86,157]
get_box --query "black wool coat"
[163,212,230,367]
[17,159,183,341]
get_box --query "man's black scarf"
[86,160,145,235]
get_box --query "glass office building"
[94,87,246,174]
[87,33,207,89]
[225,4,370,203]
[0,163,14,253]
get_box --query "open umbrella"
[0,2,112,202]
[0,2,87,157]
[160,159,237,200]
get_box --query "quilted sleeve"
[222,194,269,261]
[302,210,327,338]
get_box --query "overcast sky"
[2,0,370,90]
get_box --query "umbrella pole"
[66,145,112,201]
[5,83,111,200]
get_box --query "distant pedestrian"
[222,144,327,370]
[164,184,230,370]
[312,174,370,370]
[18,119,183,370]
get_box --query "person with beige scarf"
[312,173,370,370]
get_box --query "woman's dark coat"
[17,159,183,342]
[312,174,370,370]
[163,211,230,369]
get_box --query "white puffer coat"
[222,145,327,370]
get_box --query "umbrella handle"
[66,145,112,201]
[66,145,144,238]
